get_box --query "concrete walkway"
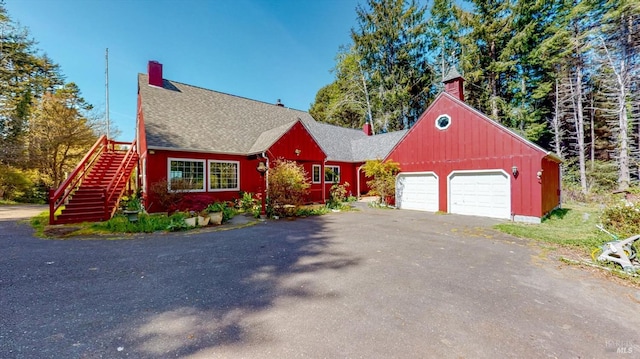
[0,204,47,221]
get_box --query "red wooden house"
[49,61,560,224]
[136,61,402,213]
[388,69,562,223]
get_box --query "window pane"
[210,161,238,190]
[325,166,339,183]
[169,160,204,190]
[313,166,320,182]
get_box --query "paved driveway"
[1,206,639,358]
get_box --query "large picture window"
[168,158,205,191]
[209,160,239,191]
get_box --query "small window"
[209,160,239,191]
[168,158,205,192]
[325,165,340,183]
[435,114,451,130]
[312,165,322,183]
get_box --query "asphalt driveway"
[1,205,639,358]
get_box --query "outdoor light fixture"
[511,166,518,177]
[537,170,543,180]
[295,148,301,156]
[256,161,268,219]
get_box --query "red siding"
[387,93,560,219]
[541,157,561,216]
[267,121,327,202]
[145,150,263,212]
[143,120,329,211]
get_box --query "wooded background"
[310,0,639,196]
[1,0,638,202]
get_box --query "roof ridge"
[139,73,310,114]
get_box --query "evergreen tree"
[351,0,434,131]
[458,0,515,122]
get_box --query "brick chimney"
[443,67,464,102]
[363,122,372,136]
[148,61,163,87]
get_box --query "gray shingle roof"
[443,67,463,83]
[139,74,401,161]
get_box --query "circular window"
[435,114,451,130]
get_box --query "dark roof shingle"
[139,74,401,161]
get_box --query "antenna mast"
[105,48,110,139]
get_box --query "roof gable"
[386,92,560,162]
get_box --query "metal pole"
[105,48,110,140]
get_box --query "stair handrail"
[49,135,108,224]
[104,140,138,220]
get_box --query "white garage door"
[396,173,439,212]
[448,171,511,219]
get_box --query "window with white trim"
[435,114,451,130]
[209,160,239,191]
[312,165,322,183]
[325,165,340,183]
[168,158,205,192]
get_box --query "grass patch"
[495,202,609,253]
[0,199,19,205]
[89,213,186,234]
[30,210,51,237]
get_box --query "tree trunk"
[617,82,630,190]
[571,66,588,194]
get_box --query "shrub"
[601,202,640,238]
[267,159,310,217]
[91,213,180,233]
[149,179,184,213]
[0,165,33,201]
[327,182,350,209]
[362,159,400,205]
[239,191,257,211]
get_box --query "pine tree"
[351,0,434,131]
[458,0,515,123]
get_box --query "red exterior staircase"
[49,136,138,225]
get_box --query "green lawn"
[494,202,611,253]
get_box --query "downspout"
[356,164,364,199]
[322,158,327,204]
[261,152,269,193]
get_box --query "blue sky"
[5,0,362,141]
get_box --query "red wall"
[145,150,265,212]
[142,120,331,211]
[541,156,562,215]
[266,121,327,202]
[387,94,560,219]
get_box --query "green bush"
[601,202,640,238]
[91,212,187,233]
[362,159,400,205]
[296,206,329,216]
[327,182,350,209]
[239,191,257,211]
[0,165,33,201]
[268,159,310,217]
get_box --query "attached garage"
[396,172,438,212]
[448,170,511,219]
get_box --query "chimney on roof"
[148,61,163,87]
[443,67,464,102]
[275,99,284,107]
[363,122,373,136]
